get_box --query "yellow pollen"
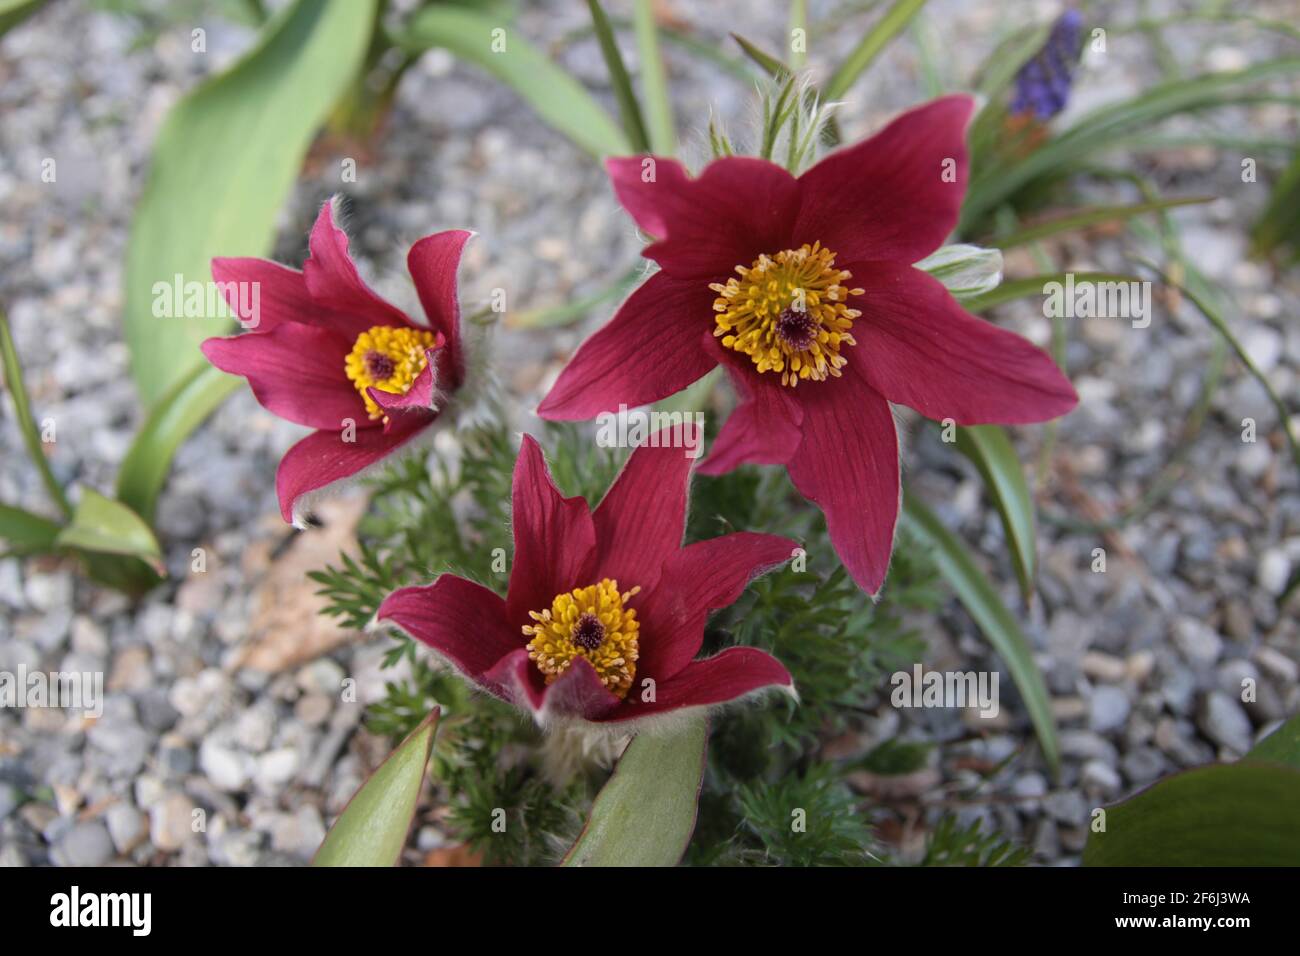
[710,242,865,387]
[522,578,642,699]
[344,325,439,420]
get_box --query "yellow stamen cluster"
[711,242,864,387]
[523,578,641,699]
[344,325,439,420]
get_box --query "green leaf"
[507,264,642,329]
[0,309,71,518]
[955,424,1037,601]
[960,271,1140,313]
[787,0,808,70]
[0,503,61,557]
[398,6,629,158]
[124,0,377,407]
[54,489,165,576]
[962,57,1300,230]
[1082,762,1300,866]
[0,0,44,35]
[1248,712,1300,768]
[901,496,1059,774]
[563,715,707,866]
[633,0,675,154]
[914,243,1003,300]
[988,196,1216,249]
[313,708,440,866]
[823,0,928,100]
[1147,260,1300,475]
[1251,149,1300,264]
[586,0,650,154]
[731,33,789,79]
[116,364,242,525]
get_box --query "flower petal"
[637,531,796,681]
[275,412,432,524]
[505,435,598,625]
[785,369,899,595]
[637,156,801,279]
[592,424,697,593]
[200,324,362,430]
[302,200,412,329]
[367,345,443,416]
[407,230,472,387]
[537,273,717,421]
[606,154,693,238]
[210,256,372,336]
[603,647,792,722]
[848,260,1078,423]
[794,95,974,265]
[697,360,804,475]
[482,649,621,722]
[377,575,520,681]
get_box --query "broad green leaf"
[55,489,165,576]
[116,364,242,524]
[1083,762,1300,866]
[0,503,61,556]
[314,708,440,866]
[902,496,1059,774]
[124,0,377,406]
[0,309,70,517]
[586,0,650,154]
[563,715,707,866]
[823,0,928,100]
[962,57,1300,230]
[915,244,1003,300]
[1247,712,1300,769]
[399,6,629,158]
[633,0,675,154]
[955,424,1037,601]
[960,271,1140,313]
[989,196,1216,249]
[0,0,43,35]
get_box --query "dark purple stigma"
[572,612,606,651]
[775,307,816,351]
[364,350,395,381]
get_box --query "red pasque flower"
[201,199,471,525]
[537,95,1077,595]
[376,426,796,729]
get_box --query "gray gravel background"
[1,0,1297,866]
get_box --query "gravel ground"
[1,0,1297,867]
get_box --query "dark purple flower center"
[775,307,817,351]
[572,612,606,651]
[364,350,396,380]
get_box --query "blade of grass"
[902,496,1059,775]
[586,0,651,154]
[0,309,70,518]
[633,0,675,154]
[987,196,1215,249]
[824,0,928,100]
[397,5,630,157]
[955,425,1037,602]
[961,272,1141,313]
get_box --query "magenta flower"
[376,427,796,728]
[538,95,1077,594]
[201,200,471,524]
